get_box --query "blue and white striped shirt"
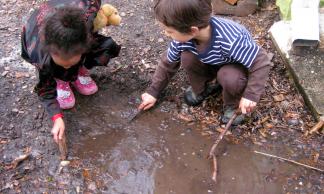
[167,16,260,68]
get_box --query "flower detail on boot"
[56,79,75,109]
[78,76,92,85]
[72,66,98,95]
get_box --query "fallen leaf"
[177,113,194,122]
[83,169,91,180]
[12,154,30,168]
[259,128,268,138]
[264,123,274,129]
[224,0,238,5]
[273,94,285,102]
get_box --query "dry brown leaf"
[177,113,194,122]
[273,94,285,102]
[259,128,268,138]
[285,112,300,119]
[12,154,30,168]
[83,169,91,180]
[224,0,238,5]
[264,123,274,129]
[313,153,319,163]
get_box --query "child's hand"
[138,93,157,110]
[239,97,257,114]
[51,117,65,144]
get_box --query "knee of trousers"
[217,66,247,96]
[180,51,202,71]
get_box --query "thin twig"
[254,151,324,173]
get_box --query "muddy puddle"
[65,83,299,194]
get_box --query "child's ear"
[190,26,200,35]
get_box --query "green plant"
[320,0,324,7]
[276,0,292,20]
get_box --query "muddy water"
[69,84,295,194]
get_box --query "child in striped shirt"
[138,0,272,124]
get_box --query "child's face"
[160,23,196,43]
[51,52,82,69]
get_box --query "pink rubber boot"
[72,66,98,95]
[56,79,75,109]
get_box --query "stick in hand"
[58,133,68,160]
[208,109,239,182]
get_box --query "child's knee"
[181,52,211,76]
[217,65,247,95]
[180,51,199,70]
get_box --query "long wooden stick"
[254,151,324,172]
[208,110,239,182]
[208,111,238,158]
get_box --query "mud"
[66,83,307,194]
[0,0,323,193]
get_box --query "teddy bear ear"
[93,10,108,31]
[101,4,116,16]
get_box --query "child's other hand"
[51,117,65,144]
[239,97,257,114]
[138,93,157,110]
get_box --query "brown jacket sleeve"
[242,48,272,103]
[146,51,181,98]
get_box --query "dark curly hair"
[154,0,212,33]
[43,6,90,59]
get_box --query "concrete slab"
[269,20,324,120]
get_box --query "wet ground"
[67,83,303,194]
[0,0,323,193]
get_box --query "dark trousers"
[181,51,248,107]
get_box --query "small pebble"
[60,160,70,167]
[158,38,164,43]
[287,119,299,126]
[1,71,8,77]
[88,182,97,191]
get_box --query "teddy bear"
[93,4,122,32]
